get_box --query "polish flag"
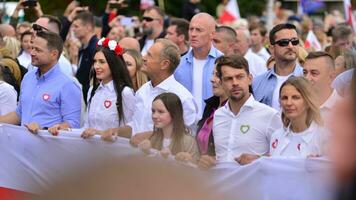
[219,0,241,24]
[140,0,155,10]
[344,0,356,32]
[304,30,322,51]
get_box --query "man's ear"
[50,49,59,60]
[177,34,185,44]
[160,59,170,70]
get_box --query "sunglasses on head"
[32,23,50,32]
[142,16,154,22]
[273,38,299,47]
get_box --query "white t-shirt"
[271,74,290,111]
[244,49,267,77]
[162,138,172,149]
[141,39,154,56]
[0,81,17,115]
[192,57,206,119]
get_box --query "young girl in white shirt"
[81,38,135,138]
[138,92,199,162]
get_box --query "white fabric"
[270,122,329,158]
[320,89,342,124]
[213,95,282,162]
[141,39,154,56]
[17,51,31,69]
[252,47,270,63]
[244,49,267,77]
[271,74,290,111]
[84,81,135,130]
[192,57,206,119]
[162,138,171,149]
[129,75,198,135]
[332,68,354,97]
[0,123,335,200]
[0,81,17,115]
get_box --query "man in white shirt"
[249,23,270,63]
[101,39,198,140]
[303,51,342,121]
[198,55,281,168]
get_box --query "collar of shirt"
[149,74,176,90]
[266,63,303,80]
[284,122,318,144]
[185,44,221,63]
[223,94,255,117]
[320,89,341,111]
[35,63,60,81]
[97,80,115,92]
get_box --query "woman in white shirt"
[81,38,135,138]
[0,66,17,115]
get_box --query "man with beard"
[210,55,281,166]
[140,6,166,56]
[252,23,303,110]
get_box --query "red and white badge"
[104,100,112,109]
[42,93,50,101]
[272,139,278,149]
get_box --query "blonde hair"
[124,49,148,91]
[3,36,20,59]
[279,77,323,128]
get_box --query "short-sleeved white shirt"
[0,81,17,115]
[213,95,282,162]
[129,75,198,135]
[270,122,328,158]
[84,81,135,131]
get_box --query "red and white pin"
[104,100,112,109]
[272,139,278,149]
[42,93,50,101]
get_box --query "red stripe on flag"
[219,11,236,23]
[0,187,32,200]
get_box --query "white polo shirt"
[0,81,17,115]
[270,122,328,158]
[213,95,282,162]
[129,75,198,135]
[84,81,135,131]
[320,89,342,124]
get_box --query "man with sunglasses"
[140,6,166,56]
[252,23,303,110]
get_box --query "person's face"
[141,42,163,77]
[35,17,59,33]
[280,84,308,122]
[211,67,225,97]
[21,34,32,53]
[270,29,298,62]
[220,65,252,103]
[334,55,346,76]
[107,26,125,42]
[250,29,264,47]
[152,99,172,129]
[16,26,30,40]
[30,37,57,68]
[165,25,179,45]
[213,31,232,55]
[93,51,112,84]
[189,17,213,49]
[72,19,87,41]
[234,30,250,56]
[303,57,335,93]
[123,53,137,80]
[334,35,353,52]
[142,10,162,36]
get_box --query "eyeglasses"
[32,23,50,32]
[142,16,155,22]
[273,38,299,47]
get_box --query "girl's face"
[93,51,112,84]
[21,34,32,54]
[152,99,172,129]
[123,53,137,80]
[280,85,308,122]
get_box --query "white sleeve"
[0,83,17,115]
[122,87,136,125]
[266,112,283,143]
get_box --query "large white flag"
[218,0,241,24]
[344,0,356,32]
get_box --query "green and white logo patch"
[240,125,250,134]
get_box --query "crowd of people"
[0,0,355,198]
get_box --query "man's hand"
[235,153,260,165]
[68,6,88,22]
[48,123,70,136]
[25,122,41,134]
[198,155,216,170]
[64,0,80,17]
[33,1,43,18]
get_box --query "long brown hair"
[279,77,323,128]
[150,93,189,155]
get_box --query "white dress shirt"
[270,122,328,158]
[84,81,135,131]
[245,49,267,77]
[17,51,31,69]
[129,75,198,135]
[213,95,282,162]
[255,47,270,63]
[0,81,17,115]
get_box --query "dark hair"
[41,15,62,32]
[20,30,32,42]
[305,51,334,67]
[36,31,63,59]
[145,6,165,19]
[88,46,133,125]
[73,11,95,28]
[269,23,297,44]
[215,55,250,79]
[249,23,267,37]
[216,25,237,42]
[150,92,189,155]
[169,18,189,41]
[332,24,352,43]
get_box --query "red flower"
[102,38,110,47]
[114,45,124,56]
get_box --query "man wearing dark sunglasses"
[140,6,166,55]
[252,23,303,110]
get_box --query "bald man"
[174,13,223,119]
[0,24,16,38]
[119,37,141,52]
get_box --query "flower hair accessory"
[97,37,124,56]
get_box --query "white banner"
[0,123,336,199]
